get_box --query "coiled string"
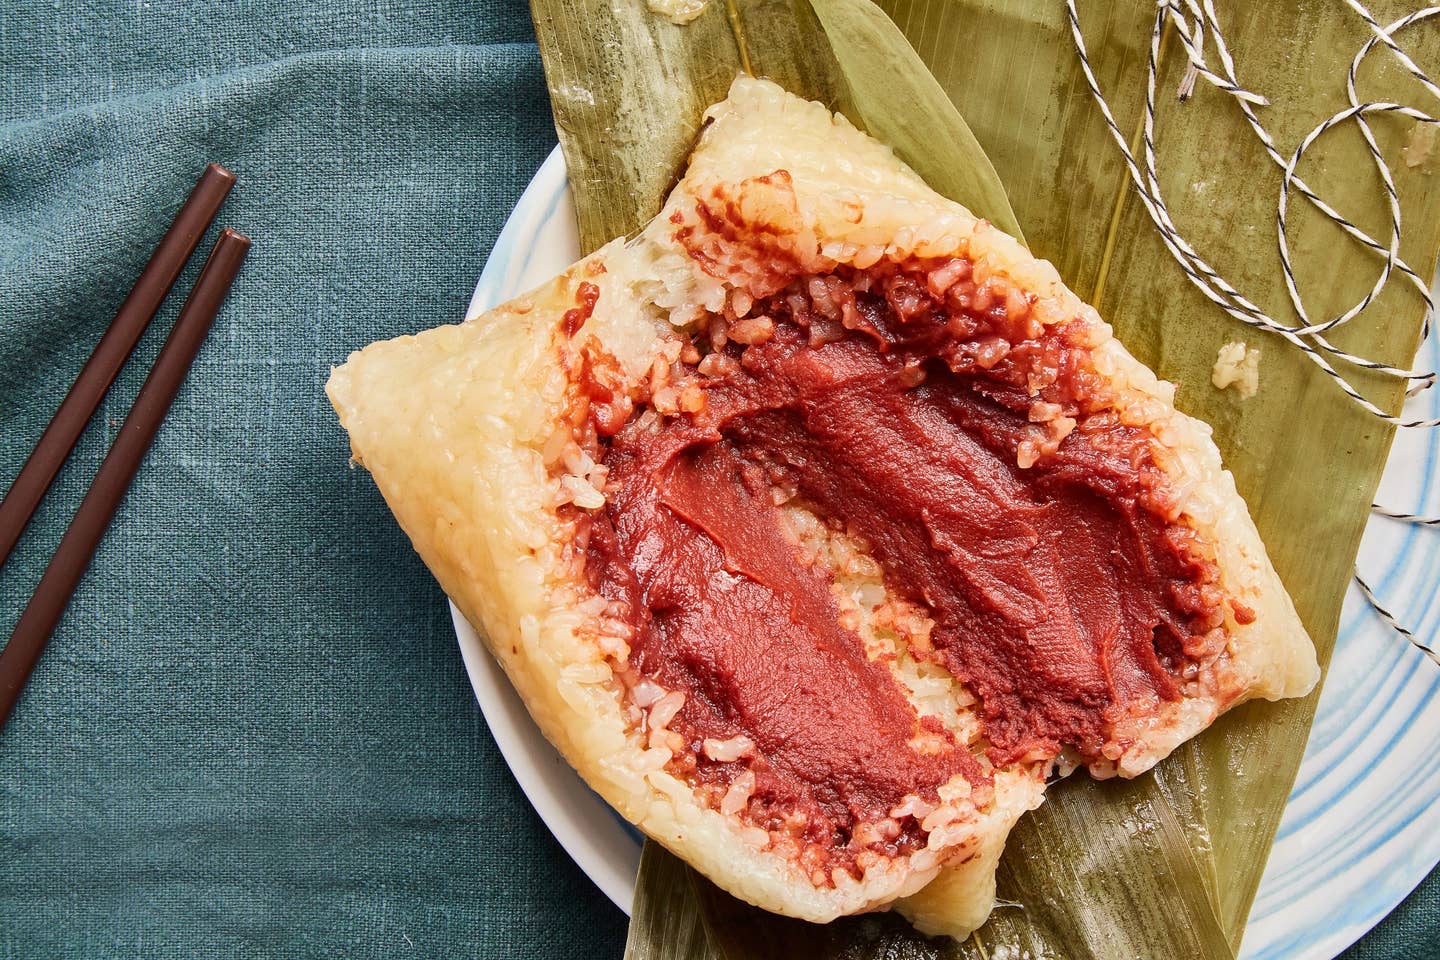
[1067,0,1440,663]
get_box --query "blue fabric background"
[0,1,1433,957]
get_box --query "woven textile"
[0,1,1432,957]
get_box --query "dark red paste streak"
[592,430,981,852]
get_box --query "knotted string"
[1067,0,1440,662]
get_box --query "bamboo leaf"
[624,843,725,960]
[972,774,1236,960]
[690,772,1237,960]
[878,0,1440,948]
[691,871,961,960]
[532,0,1233,956]
[531,0,1019,252]
[807,0,1024,239]
[531,0,848,254]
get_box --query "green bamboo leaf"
[807,0,1023,239]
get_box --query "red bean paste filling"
[582,258,1227,873]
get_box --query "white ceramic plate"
[453,145,1440,959]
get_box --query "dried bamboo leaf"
[691,771,1237,960]
[531,0,1019,252]
[691,870,959,960]
[531,0,848,255]
[624,843,724,960]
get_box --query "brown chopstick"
[0,229,251,731]
[0,163,235,570]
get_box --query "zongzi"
[326,76,1318,939]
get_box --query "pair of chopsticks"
[0,164,250,731]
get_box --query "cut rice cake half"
[326,75,1318,938]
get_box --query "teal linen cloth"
[0,1,1433,957]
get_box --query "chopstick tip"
[217,227,251,249]
[204,163,237,186]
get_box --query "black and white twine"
[1355,573,1440,665]
[1372,504,1440,524]
[1067,0,1440,663]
